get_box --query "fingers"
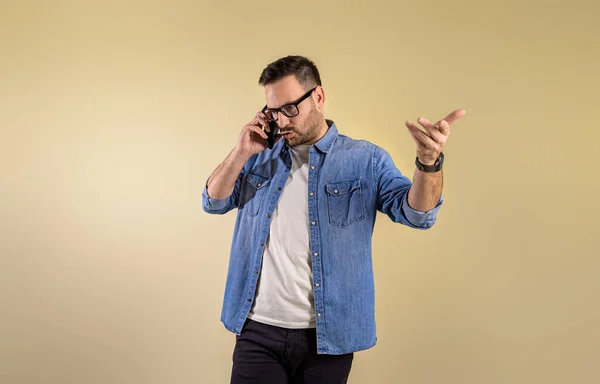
[416,117,445,142]
[405,109,463,164]
[441,108,466,125]
[411,109,464,139]
[412,108,464,137]
[247,119,267,134]
[251,112,270,132]
[436,119,450,136]
[406,121,442,164]
[405,120,438,150]
[245,123,268,140]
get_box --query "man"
[202,55,465,383]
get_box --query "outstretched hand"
[405,109,466,165]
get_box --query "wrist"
[233,146,253,161]
[417,157,436,166]
[416,152,444,172]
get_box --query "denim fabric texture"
[202,120,443,354]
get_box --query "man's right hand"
[235,112,279,157]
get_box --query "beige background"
[1,0,598,383]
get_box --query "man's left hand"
[405,109,466,165]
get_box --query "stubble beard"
[286,104,322,147]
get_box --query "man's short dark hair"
[258,55,322,90]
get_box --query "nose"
[277,114,290,128]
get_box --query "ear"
[313,86,325,111]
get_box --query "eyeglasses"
[261,87,316,122]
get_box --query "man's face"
[264,75,324,147]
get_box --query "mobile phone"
[265,120,279,149]
[261,104,280,149]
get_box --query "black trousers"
[230,319,354,384]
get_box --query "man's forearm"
[206,147,251,200]
[407,169,443,212]
[403,109,464,211]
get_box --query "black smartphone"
[261,106,280,149]
[265,119,279,149]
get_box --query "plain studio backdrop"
[1,0,598,383]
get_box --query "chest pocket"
[241,173,270,216]
[325,178,365,227]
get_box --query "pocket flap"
[246,173,269,189]
[326,179,361,195]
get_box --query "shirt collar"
[276,119,339,156]
[314,119,338,153]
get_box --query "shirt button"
[247,298,252,302]
[311,166,315,170]
[260,242,264,246]
[309,192,314,196]
[313,252,318,257]
[317,313,322,317]
[254,270,259,275]
[267,214,271,218]
[257,183,262,187]
[311,221,316,225]
[315,283,320,287]
[334,189,338,194]
[278,187,282,190]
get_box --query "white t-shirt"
[248,144,315,328]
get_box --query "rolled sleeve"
[374,145,444,229]
[401,192,444,228]
[202,180,233,214]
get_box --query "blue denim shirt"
[202,120,443,355]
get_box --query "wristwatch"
[415,152,444,172]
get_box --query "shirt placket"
[308,147,326,353]
[240,148,293,329]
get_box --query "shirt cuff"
[202,180,230,211]
[401,193,444,227]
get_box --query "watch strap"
[415,152,444,172]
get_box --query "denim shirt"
[202,119,443,355]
